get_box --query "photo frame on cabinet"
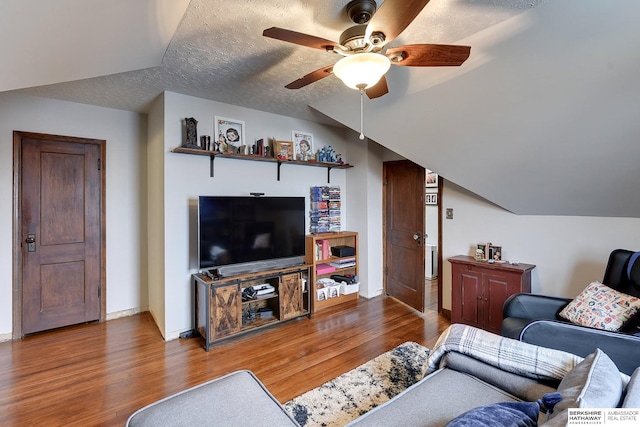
[426,172,438,187]
[476,244,487,260]
[215,116,245,153]
[292,130,314,161]
[488,245,502,261]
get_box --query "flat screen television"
[198,196,306,276]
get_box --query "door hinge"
[98,286,101,299]
[97,158,101,170]
[384,266,388,276]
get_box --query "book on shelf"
[313,239,331,260]
[329,261,356,269]
[329,257,356,268]
[316,263,337,275]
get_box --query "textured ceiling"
[7,0,546,124]
[7,0,638,218]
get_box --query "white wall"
[0,92,148,337]
[440,182,640,310]
[345,138,385,298]
[157,91,354,339]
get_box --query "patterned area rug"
[284,341,430,426]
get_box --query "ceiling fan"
[263,0,471,99]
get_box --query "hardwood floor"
[0,295,450,427]
[425,277,438,311]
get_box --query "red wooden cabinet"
[449,256,535,334]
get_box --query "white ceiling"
[2,0,639,218]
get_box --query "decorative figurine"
[183,117,199,148]
[326,145,336,163]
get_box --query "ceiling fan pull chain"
[359,87,365,140]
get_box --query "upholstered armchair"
[501,249,640,375]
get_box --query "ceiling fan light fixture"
[333,52,391,90]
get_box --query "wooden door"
[15,132,105,336]
[211,284,241,339]
[453,267,483,328]
[383,160,425,311]
[484,271,515,334]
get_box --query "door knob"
[25,234,36,252]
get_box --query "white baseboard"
[0,333,12,343]
[106,306,149,321]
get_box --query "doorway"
[13,131,106,338]
[425,170,442,313]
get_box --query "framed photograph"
[488,245,502,261]
[426,172,438,187]
[292,130,314,161]
[215,116,245,154]
[274,140,293,160]
[476,244,486,261]
[425,193,438,205]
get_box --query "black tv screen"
[198,196,306,271]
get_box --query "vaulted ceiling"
[2,0,639,217]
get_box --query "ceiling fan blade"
[366,76,389,99]
[387,44,471,66]
[365,0,431,46]
[263,27,342,51]
[285,65,335,89]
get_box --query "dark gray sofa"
[126,324,639,427]
[502,248,640,375]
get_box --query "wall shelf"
[171,146,353,183]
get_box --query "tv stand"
[194,264,311,351]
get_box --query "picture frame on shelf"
[292,130,314,161]
[215,116,245,154]
[183,117,199,148]
[274,140,293,160]
[426,172,438,187]
[425,193,438,205]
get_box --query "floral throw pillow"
[559,281,640,331]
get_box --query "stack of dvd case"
[309,186,341,233]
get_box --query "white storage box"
[340,282,360,295]
[327,284,341,298]
[316,288,328,301]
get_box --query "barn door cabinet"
[194,265,311,351]
[449,255,535,334]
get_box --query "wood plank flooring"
[0,295,450,427]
